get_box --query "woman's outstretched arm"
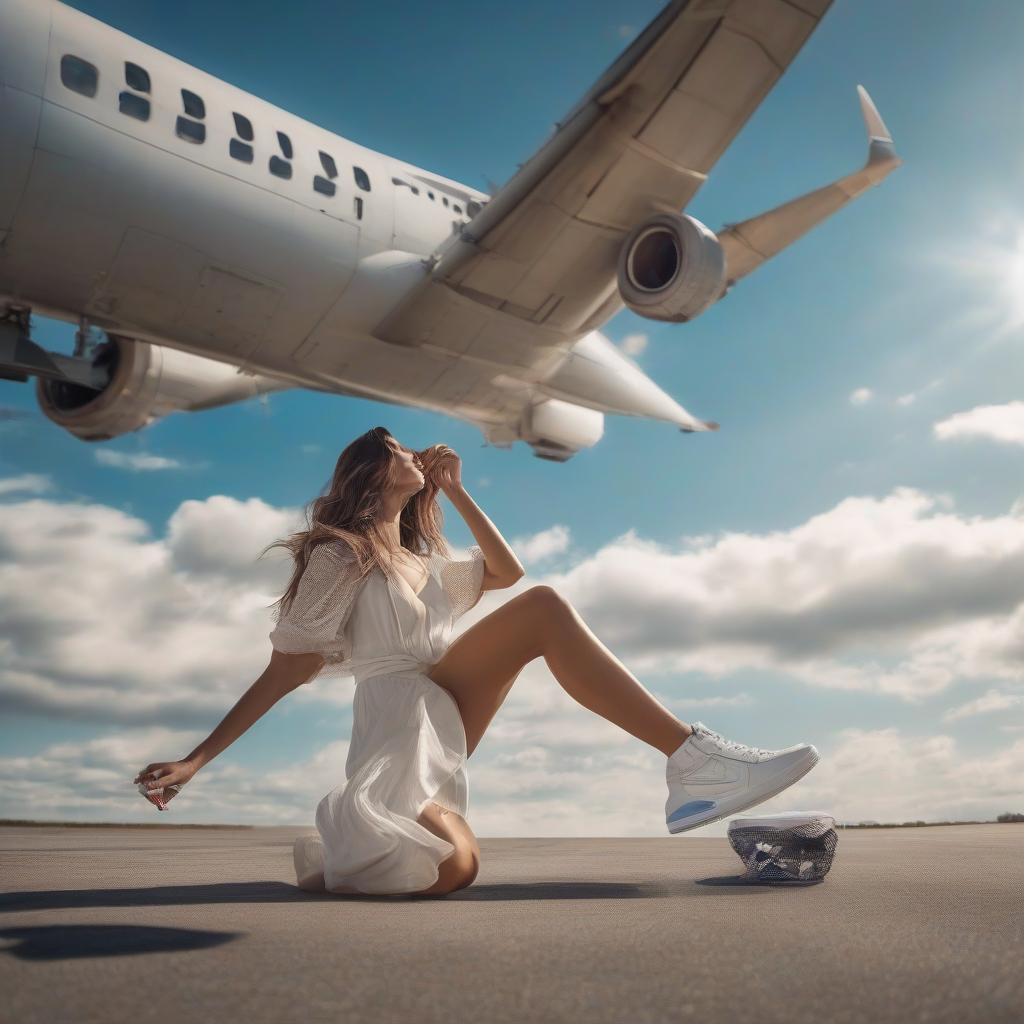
[133,650,323,807]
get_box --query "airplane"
[0,0,900,462]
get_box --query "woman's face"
[386,437,424,491]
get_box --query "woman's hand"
[133,760,196,811]
[419,444,464,496]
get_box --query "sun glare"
[941,215,1024,347]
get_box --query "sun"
[987,221,1024,337]
[939,212,1024,347]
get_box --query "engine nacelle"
[616,212,727,323]
[35,334,289,441]
[517,396,604,462]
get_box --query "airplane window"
[320,152,338,179]
[467,200,481,217]
[453,204,462,214]
[119,61,151,121]
[230,113,253,163]
[177,119,205,144]
[442,196,449,208]
[60,55,98,98]
[354,196,363,220]
[314,151,338,197]
[177,89,206,144]
[181,89,205,119]
[411,186,420,196]
[353,166,371,192]
[125,62,150,93]
[428,192,435,201]
[118,92,150,121]
[270,132,292,179]
[230,139,253,163]
[233,112,254,142]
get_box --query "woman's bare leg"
[411,802,481,896]
[426,585,693,758]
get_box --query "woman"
[133,427,819,897]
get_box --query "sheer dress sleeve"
[438,544,487,623]
[269,541,364,679]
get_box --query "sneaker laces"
[692,722,774,760]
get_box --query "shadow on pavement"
[0,923,239,961]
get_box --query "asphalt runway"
[2,823,1021,1024]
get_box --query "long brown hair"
[261,426,453,618]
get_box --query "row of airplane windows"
[58,54,485,221]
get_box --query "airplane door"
[348,160,393,257]
[391,180,437,256]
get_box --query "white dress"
[268,538,487,895]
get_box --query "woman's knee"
[413,804,480,895]
[445,844,480,891]
[523,584,571,644]
[417,841,479,896]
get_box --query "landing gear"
[0,306,112,392]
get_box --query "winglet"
[856,83,892,142]
[856,84,901,186]
[714,84,902,290]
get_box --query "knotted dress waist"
[350,652,434,685]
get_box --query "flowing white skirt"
[293,671,469,895]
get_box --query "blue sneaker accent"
[667,799,716,823]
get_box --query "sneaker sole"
[667,747,821,834]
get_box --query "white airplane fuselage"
[0,0,498,409]
[2,0,896,454]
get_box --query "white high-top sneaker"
[665,721,819,834]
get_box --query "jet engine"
[35,333,291,441]
[517,396,604,462]
[616,212,727,323]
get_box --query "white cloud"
[537,486,1024,699]
[0,726,352,826]
[94,449,186,471]
[466,717,1024,837]
[661,692,754,709]
[4,483,1024,738]
[4,478,1024,832]
[943,687,1024,722]
[933,400,1024,446]
[0,491,353,724]
[849,387,873,406]
[792,728,1024,826]
[0,473,53,496]
[619,332,648,356]
[896,377,943,407]
[4,687,1021,834]
[513,524,570,563]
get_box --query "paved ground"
[1,823,1021,1023]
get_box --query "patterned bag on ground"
[727,811,839,883]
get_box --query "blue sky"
[1,0,1023,835]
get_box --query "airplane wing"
[375,0,833,373]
